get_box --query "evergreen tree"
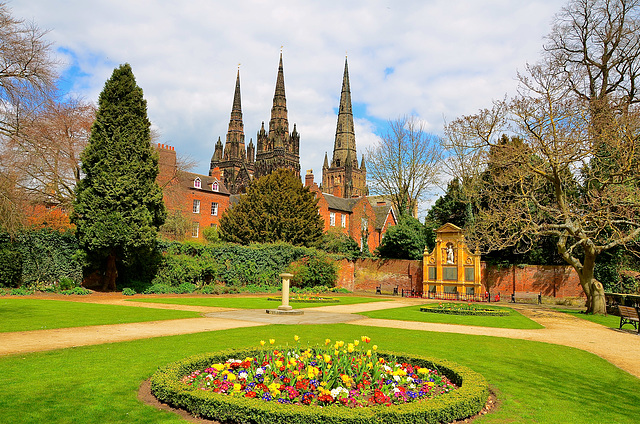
[219,169,323,247]
[72,64,165,291]
[375,216,429,260]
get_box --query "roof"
[372,204,395,231]
[323,193,361,212]
[180,171,231,195]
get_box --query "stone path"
[2,295,639,379]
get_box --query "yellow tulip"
[260,340,265,346]
[294,335,300,342]
[269,339,275,345]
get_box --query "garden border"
[420,306,510,317]
[150,348,490,424]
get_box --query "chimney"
[305,169,314,187]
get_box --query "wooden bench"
[511,292,541,304]
[618,305,640,334]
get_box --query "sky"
[11,0,568,208]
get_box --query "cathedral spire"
[269,52,289,137]
[332,56,357,167]
[224,68,245,160]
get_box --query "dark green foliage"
[72,63,165,289]
[219,169,323,247]
[288,255,338,288]
[315,230,361,260]
[121,287,136,296]
[0,247,22,288]
[202,226,220,244]
[150,349,489,424]
[60,287,92,295]
[427,178,471,229]
[155,241,319,288]
[376,216,429,260]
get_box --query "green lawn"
[126,295,385,309]
[0,324,638,423]
[357,304,544,329]
[0,298,200,332]
[553,308,623,329]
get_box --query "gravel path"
[2,295,639,379]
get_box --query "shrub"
[58,276,77,291]
[288,255,337,289]
[17,229,82,286]
[316,230,361,260]
[60,287,92,295]
[122,287,136,296]
[175,282,196,294]
[10,288,33,296]
[0,248,23,288]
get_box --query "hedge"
[420,307,510,317]
[150,348,489,424]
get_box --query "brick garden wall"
[481,263,585,298]
[336,259,584,298]
[336,258,422,294]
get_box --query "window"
[212,181,219,192]
[191,222,199,238]
[193,199,200,213]
[330,212,336,226]
[194,178,201,189]
[211,202,218,216]
[341,214,346,228]
[361,218,368,231]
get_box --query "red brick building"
[157,143,230,240]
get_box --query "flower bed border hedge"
[420,306,510,317]
[150,348,490,424]
[266,296,340,303]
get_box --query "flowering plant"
[181,336,457,407]
[421,302,510,317]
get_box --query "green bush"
[60,287,92,295]
[0,248,23,288]
[17,229,82,286]
[122,287,136,296]
[150,349,489,424]
[175,282,196,294]
[316,230,361,260]
[10,288,33,296]
[288,255,337,289]
[143,283,178,294]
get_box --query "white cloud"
[11,0,566,189]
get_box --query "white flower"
[256,368,264,375]
[330,387,348,398]
[393,375,401,382]
[239,372,248,379]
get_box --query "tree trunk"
[101,251,118,292]
[578,253,607,315]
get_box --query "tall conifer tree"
[72,64,165,290]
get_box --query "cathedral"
[209,53,300,193]
[209,53,365,199]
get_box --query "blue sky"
[11,0,568,214]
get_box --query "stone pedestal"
[266,272,303,315]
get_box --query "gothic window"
[212,181,219,192]
[336,159,341,167]
[192,222,199,238]
[330,212,336,227]
[193,199,200,214]
[194,178,201,189]
[211,202,218,216]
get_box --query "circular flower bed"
[420,303,510,316]
[266,295,339,303]
[150,337,489,424]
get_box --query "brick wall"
[336,259,584,298]
[481,263,585,297]
[336,258,422,294]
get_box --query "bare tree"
[444,61,640,315]
[2,98,95,208]
[366,116,442,217]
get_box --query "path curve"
[2,295,639,379]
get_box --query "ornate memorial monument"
[423,223,482,299]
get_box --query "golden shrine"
[423,223,482,297]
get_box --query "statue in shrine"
[446,244,454,264]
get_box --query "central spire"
[332,56,357,167]
[269,52,289,139]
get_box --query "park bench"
[376,285,399,295]
[511,292,541,304]
[618,305,640,334]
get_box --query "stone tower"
[322,57,367,198]
[210,69,255,194]
[254,53,301,179]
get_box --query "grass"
[0,298,200,332]
[0,324,638,423]
[358,303,544,329]
[125,295,385,309]
[553,308,623,329]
